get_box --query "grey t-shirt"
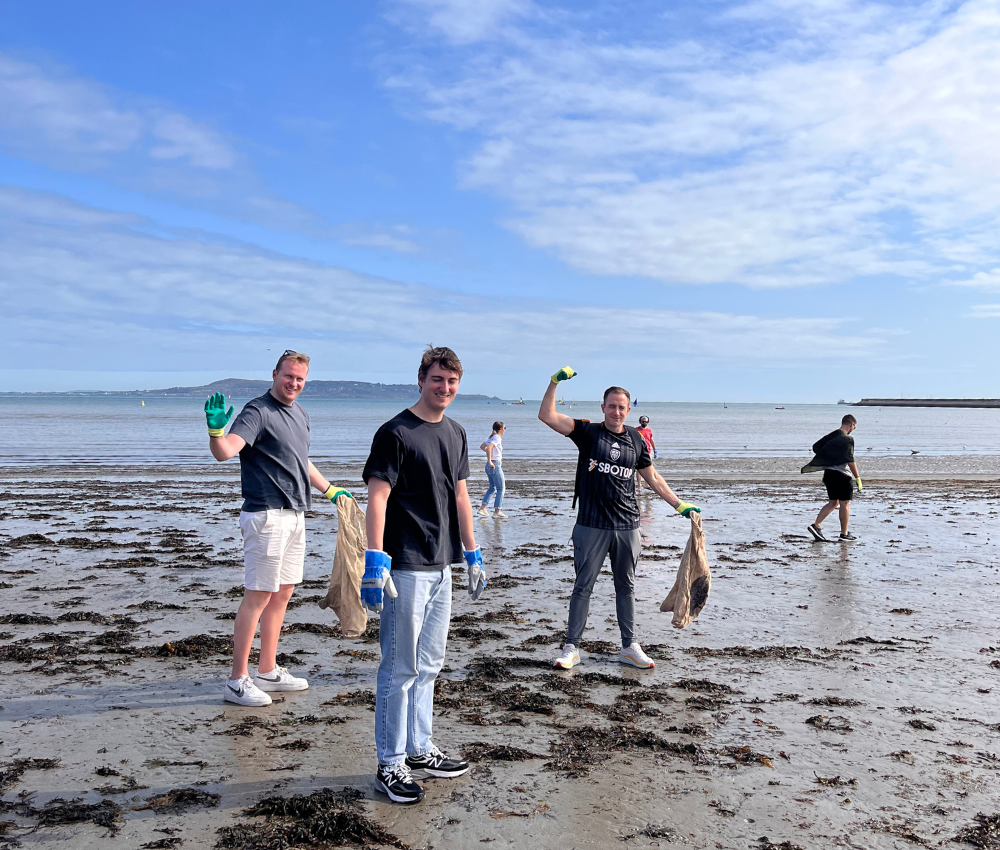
[229,393,311,512]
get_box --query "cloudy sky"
[2,0,999,400]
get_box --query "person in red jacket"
[635,416,656,493]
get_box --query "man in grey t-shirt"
[205,350,349,707]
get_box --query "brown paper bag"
[660,513,711,628]
[318,493,368,638]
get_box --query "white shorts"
[239,509,305,592]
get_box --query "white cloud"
[0,186,886,383]
[150,113,234,169]
[952,268,1000,291]
[385,0,1000,288]
[391,0,532,43]
[969,304,1000,318]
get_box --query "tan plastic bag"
[660,513,711,628]
[318,493,368,638]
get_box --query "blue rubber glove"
[653,449,658,459]
[361,550,397,613]
[675,501,701,518]
[464,546,486,601]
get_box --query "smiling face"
[271,359,309,405]
[602,392,630,432]
[418,362,461,413]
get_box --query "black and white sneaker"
[405,746,470,779]
[807,523,828,542]
[374,762,425,804]
[838,532,858,542]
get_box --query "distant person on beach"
[538,367,701,671]
[477,421,506,518]
[635,415,657,493]
[204,350,350,707]
[362,345,483,805]
[802,414,862,542]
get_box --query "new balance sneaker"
[253,666,309,692]
[554,644,580,669]
[807,523,828,542]
[619,643,655,669]
[476,505,489,517]
[406,746,470,779]
[838,532,858,542]
[224,674,272,706]
[374,762,425,804]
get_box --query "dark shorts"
[823,470,854,502]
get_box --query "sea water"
[1,395,999,467]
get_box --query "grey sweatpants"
[567,524,641,648]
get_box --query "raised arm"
[538,367,577,436]
[205,392,246,461]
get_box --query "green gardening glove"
[204,392,234,437]
[323,485,353,502]
[551,366,577,383]
[675,501,701,518]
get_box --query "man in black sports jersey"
[539,368,700,669]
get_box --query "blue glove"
[653,449,658,459]
[464,546,486,601]
[361,550,397,613]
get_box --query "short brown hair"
[276,349,311,372]
[418,345,463,381]
[841,414,857,426]
[603,386,631,403]
[492,421,504,433]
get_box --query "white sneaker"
[224,674,272,706]
[619,643,655,669]
[493,510,507,519]
[554,644,580,669]
[476,506,489,517]
[253,666,309,692]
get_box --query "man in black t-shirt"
[362,346,483,805]
[539,368,701,670]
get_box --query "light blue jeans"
[481,462,505,510]
[375,566,452,766]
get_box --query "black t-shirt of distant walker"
[363,409,470,571]
[569,419,651,531]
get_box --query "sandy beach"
[1,460,999,849]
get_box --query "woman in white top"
[477,421,506,518]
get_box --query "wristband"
[323,485,353,501]
[208,427,225,438]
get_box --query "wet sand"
[1,461,999,849]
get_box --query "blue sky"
[2,0,999,401]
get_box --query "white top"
[485,433,502,464]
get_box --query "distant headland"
[853,398,1000,409]
[2,378,501,402]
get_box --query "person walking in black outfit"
[802,414,862,542]
[538,367,701,670]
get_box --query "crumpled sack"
[318,493,368,638]
[660,512,711,628]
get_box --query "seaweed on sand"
[489,684,560,715]
[462,743,545,762]
[140,788,221,812]
[621,824,677,841]
[0,759,60,793]
[322,690,376,709]
[684,645,827,661]
[672,678,742,696]
[546,725,702,777]
[805,714,853,733]
[806,697,863,707]
[953,812,1000,848]
[155,634,233,659]
[756,839,804,850]
[215,787,408,850]
[722,746,774,769]
[448,626,509,644]
[22,797,123,834]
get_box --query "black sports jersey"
[568,420,651,530]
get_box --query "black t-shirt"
[568,419,651,530]
[362,409,470,571]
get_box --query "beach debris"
[461,743,545,762]
[620,824,677,842]
[20,797,122,834]
[322,690,376,708]
[723,746,774,769]
[0,758,60,793]
[908,718,937,731]
[155,634,232,659]
[889,608,915,614]
[140,839,184,849]
[755,838,804,849]
[805,696,863,707]
[862,818,929,845]
[214,787,408,850]
[143,759,209,769]
[139,788,221,812]
[805,714,853,733]
[813,773,856,786]
[952,812,1000,848]
[545,725,701,777]
[276,739,310,751]
[96,775,147,794]
[672,678,742,695]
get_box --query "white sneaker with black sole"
[406,746,469,779]
[374,762,425,804]
[619,642,655,669]
[807,523,828,542]
[253,666,308,692]
[554,644,580,669]
[224,674,272,706]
